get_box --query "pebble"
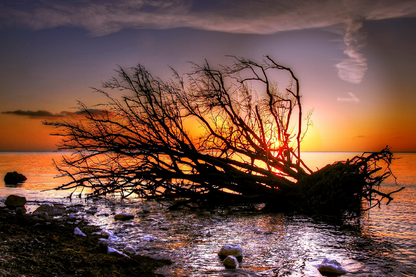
[141,234,158,241]
[114,212,135,221]
[222,255,239,269]
[107,246,130,258]
[218,244,243,262]
[123,246,136,255]
[317,258,347,276]
[101,230,114,237]
[74,227,86,237]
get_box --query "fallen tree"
[45,56,403,215]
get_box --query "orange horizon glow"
[1,110,416,153]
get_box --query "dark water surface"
[1,152,415,276]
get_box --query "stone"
[114,212,135,221]
[123,246,136,255]
[101,230,114,237]
[33,204,67,216]
[141,234,157,241]
[74,227,86,237]
[4,171,27,184]
[317,258,347,276]
[107,246,130,258]
[67,214,77,221]
[107,235,121,242]
[218,244,243,262]
[4,195,27,208]
[15,206,27,215]
[86,208,99,214]
[222,255,239,269]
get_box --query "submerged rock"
[141,234,158,241]
[114,212,135,221]
[33,204,66,216]
[317,258,347,276]
[123,246,136,255]
[222,255,239,269]
[218,244,243,262]
[101,230,114,237]
[4,195,26,208]
[4,171,27,184]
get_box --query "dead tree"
[45,56,403,214]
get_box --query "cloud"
[337,92,360,103]
[2,109,106,119]
[2,110,64,118]
[334,18,368,84]
[1,0,416,82]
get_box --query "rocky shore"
[0,195,171,277]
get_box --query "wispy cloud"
[335,18,368,84]
[2,109,105,119]
[1,0,416,83]
[337,92,360,103]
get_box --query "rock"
[107,246,130,258]
[222,255,239,269]
[74,227,86,237]
[4,171,27,184]
[123,246,136,255]
[66,214,77,221]
[218,244,243,262]
[4,195,27,208]
[101,230,114,237]
[141,234,157,241]
[139,206,151,214]
[86,207,99,214]
[15,206,27,215]
[317,258,347,276]
[107,235,121,242]
[33,204,66,216]
[114,212,135,221]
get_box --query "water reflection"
[65,199,412,276]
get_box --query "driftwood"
[45,57,403,215]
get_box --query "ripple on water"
[63,200,414,276]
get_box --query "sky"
[1,0,416,152]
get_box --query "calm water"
[0,152,415,276]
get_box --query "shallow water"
[1,152,415,276]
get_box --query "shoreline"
[0,205,171,277]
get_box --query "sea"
[0,152,415,277]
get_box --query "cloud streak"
[337,92,360,103]
[2,109,105,119]
[1,0,416,83]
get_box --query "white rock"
[222,255,239,269]
[141,234,157,241]
[107,235,121,242]
[101,230,114,237]
[107,246,130,258]
[123,246,136,255]
[218,244,243,261]
[74,227,86,237]
[317,258,347,276]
